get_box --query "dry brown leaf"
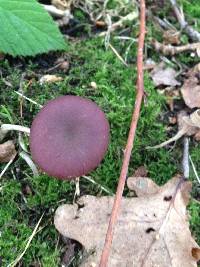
[181,68,200,108]
[163,30,180,45]
[39,74,63,85]
[54,176,200,267]
[150,62,180,87]
[133,166,148,177]
[51,0,71,10]
[0,140,17,162]
[178,110,200,136]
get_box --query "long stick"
[99,1,146,266]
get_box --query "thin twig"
[108,43,128,66]
[73,177,80,203]
[146,128,186,149]
[8,213,44,267]
[82,175,113,195]
[169,0,200,42]
[189,155,200,185]
[99,1,146,266]
[14,91,43,108]
[0,153,17,179]
[99,11,138,37]
[182,137,189,179]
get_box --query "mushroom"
[30,95,110,180]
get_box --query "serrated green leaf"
[0,0,66,56]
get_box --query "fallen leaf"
[51,0,71,10]
[181,68,200,108]
[39,74,63,85]
[163,30,180,45]
[133,165,148,177]
[0,140,17,162]
[150,62,180,87]
[178,110,200,136]
[54,176,200,267]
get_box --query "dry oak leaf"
[181,67,200,108]
[150,62,180,87]
[54,176,200,267]
[0,140,16,162]
[132,165,148,178]
[163,30,180,45]
[39,74,63,85]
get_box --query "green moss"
[180,0,200,29]
[0,36,199,266]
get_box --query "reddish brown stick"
[99,1,146,266]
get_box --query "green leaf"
[0,0,66,56]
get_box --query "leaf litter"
[181,64,200,109]
[54,175,200,267]
[150,62,180,87]
[0,140,16,163]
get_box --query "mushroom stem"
[1,124,30,135]
[73,177,80,203]
[75,177,80,197]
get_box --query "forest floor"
[0,0,200,266]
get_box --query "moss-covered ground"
[0,1,200,266]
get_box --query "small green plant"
[0,0,66,56]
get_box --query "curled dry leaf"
[133,166,148,178]
[39,74,63,85]
[147,110,200,149]
[51,0,71,10]
[163,30,180,45]
[0,140,17,163]
[150,62,180,87]
[54,176,200,267]
[181,67,200,108]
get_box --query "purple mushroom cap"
[30,96,110,180]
